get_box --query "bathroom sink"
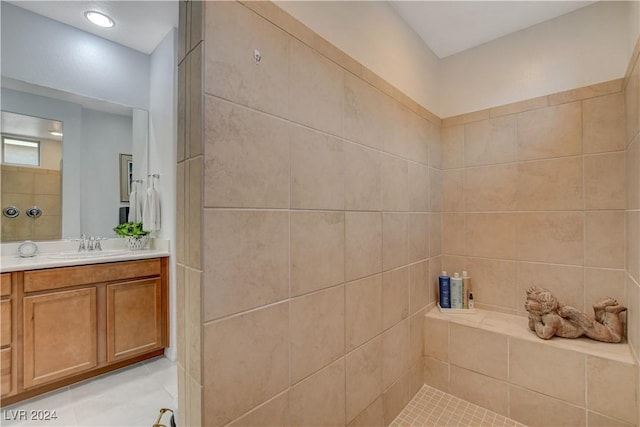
[48,249,130,259]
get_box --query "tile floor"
[1,356,177,427]
[391,385,527,427]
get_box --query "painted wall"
[80,108,132,237]
[1,1,150,110]
[149,27,178,360]
[439,1,631,117]
[275,0,440,116]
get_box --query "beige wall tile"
[189,44,203,157]
[380,98,410,161]
[32,215,61,240]
[188,157,202,270]
[585,211,625,269]
[449,324,508,380]
[348,396,384,427]
[409,359,424,397]
[176,264,186,367]
[429,126,442,170]
[290,127,344,210]
[1,169,34,194]
[382,213,408,271]
[583,93,626,154]
[228,391,290,427]
[449,365,508,416]
[188,374,203,427]
[510,338,585,405]
[466,213,517,259]
[33,172,61,195]
[465,164,517,212]
[382,371,411,426]
[409,311,425,367]
[405,113,431,165]
[489,96,547,118]
[441,256,465,281]
[186,268,202,382]
[344,72,383,150]
[344,142,382,211]
[548,79,622,106]
[430,168,442,213]
[202,302,289,427]
[382,319,410,389]
[423,356,449,392]
[204,1,289,118]
[585,152,626,210]
[176,161,186,265]
[203,97,290,208]
[290,39,344,136]
[381,155,409,212]
[441,125,464,169]
[429,258,442,304]
[291,211,345,296]
[442,213,465,256]
[626,139,639,210]
[442,169,464,212]
[587,357,638,424]
[510,385,586,427]
[588,411,635,427]
[291,286,345,384]
[627,276,640,358]
[517,157,583,211]
[584,269,626,311]
[517,102,582,161]
[346,212,382,281]
[190,0,202,49]
[290,359,346,427]
[34,194,60,216]
[382,267,409,330]
[442,109,490,128]
[625,59,640,146]
[517,212,584,265]
[409,213,430,262]
[518,262,584,313]
[346,275,383,351]
[177,364,186,427]
[203,210,289,320]
[408,162,429,212]
[409,261,430,314]
[465,257,518,312]
[627,211,639,282]
[346,337,383,423]
[464,116,517,167]
[424,317,448,361]
[430,213,442,257]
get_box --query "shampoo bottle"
[462,271,471,309]
[439,271,451,308]
[450,272,463,309]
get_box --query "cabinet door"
[106,278,163,362]
[23,288,97,388]
[1,300,10,347]
[1,348,11,397]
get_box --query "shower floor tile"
[391,385,527,427]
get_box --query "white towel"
[127,187,143,223]
[142,185,161,232]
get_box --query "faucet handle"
[94,236,106,251]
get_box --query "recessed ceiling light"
[49,130,63,137]
[84,10,115,28]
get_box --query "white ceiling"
[7,1,596,60]
[5,0,178,55]
[389,1,596,58]
[2,111,63,142]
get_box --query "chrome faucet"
[78,233,87,252]
[77,234,104,252]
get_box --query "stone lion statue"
[524,287,626,343]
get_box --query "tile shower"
[176,1,640,426]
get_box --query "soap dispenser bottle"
[439,271,451,308]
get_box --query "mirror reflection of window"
[2,136,40,166]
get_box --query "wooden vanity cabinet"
[0,257,168,406]
[0,273,15,398]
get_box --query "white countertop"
[1,238,170,273]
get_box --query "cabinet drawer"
[1,348,11,397]
[1,274,10,297]
[1,300,10,347]
[24,259,162,293]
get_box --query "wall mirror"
[0,1,151,242]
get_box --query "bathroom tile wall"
[176,1,204,426]
[177,1,441,426]
[625,32,640,427]
[0,165,61,241]
[440,79,628,317]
